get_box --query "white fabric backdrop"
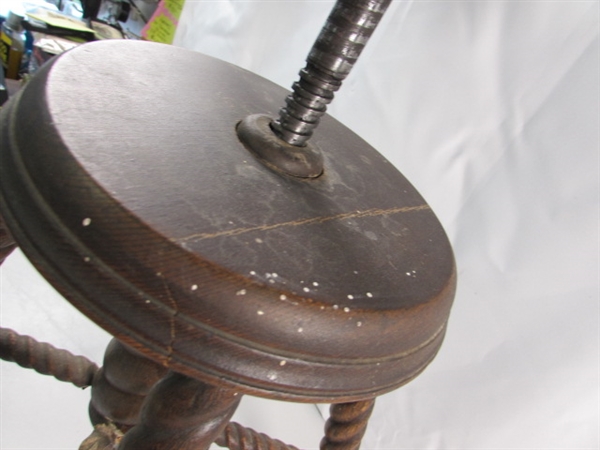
[1,1,598,449]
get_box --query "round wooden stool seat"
[0,40,455,402]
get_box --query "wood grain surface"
[0,40,456,402]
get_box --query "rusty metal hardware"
[238,0,392,178]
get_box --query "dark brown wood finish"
[118,372,241,450]
[0,212,16,264]
[215,422,300,450]
[0,39,455,402]
[0,327,98,388]
[90,338,168,426]
[321,400,375,450]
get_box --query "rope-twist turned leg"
[0,328,378,449]
[90,338,168,427]
[118,372,241,450]
[320,400,375,450]
[79,338,169,449]
[0,327,98,387]
[215,422,300,450]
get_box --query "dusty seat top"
[0,40,455,402]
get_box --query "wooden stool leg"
[118,372,241,450]
[90,338,169,427]
[320,399,375,450]
[80,338,170,449]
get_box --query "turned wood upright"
[0,1,456,448]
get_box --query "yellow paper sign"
[164,0,185,20]
[142,0,185,44]
[144,13,176,44]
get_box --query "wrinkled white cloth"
[1,1,597,449]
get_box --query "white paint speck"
[366,292,373,298]
[145,299,151,304]
[312,281,319,287]
[250,271,256,275]
[344,307,350,313]
[257,310,264,315]
[357,321,363,327]
[272,273,278,278]
[267,373,277,381]
[320,306,325,310]
[347,294,354,300]
[297,327,303,333]
[255,238,263,244]
[279,294,287,301]
[82,218,91,226]
[280,360,287,366]
[406,272,411,276]
[191,284,198,291]
[236,289,247,296]
[303,287,310,293]
[332,305,339,310]
[83,257,91,262]
[269,279,275,284]
[353,270,359,274]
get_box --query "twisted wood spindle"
[320,399,375,450]
[215,421,300,450]
[0,327,98,388]
[80,418,303,450]
[118,372,241,450]
[90,338,168,427]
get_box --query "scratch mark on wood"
[161,280,178,367]
[178,205,429,243]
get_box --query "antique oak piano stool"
[0,1,456,448]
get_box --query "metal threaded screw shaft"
[271,0,392,147]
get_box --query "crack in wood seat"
[0,40,456,403]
